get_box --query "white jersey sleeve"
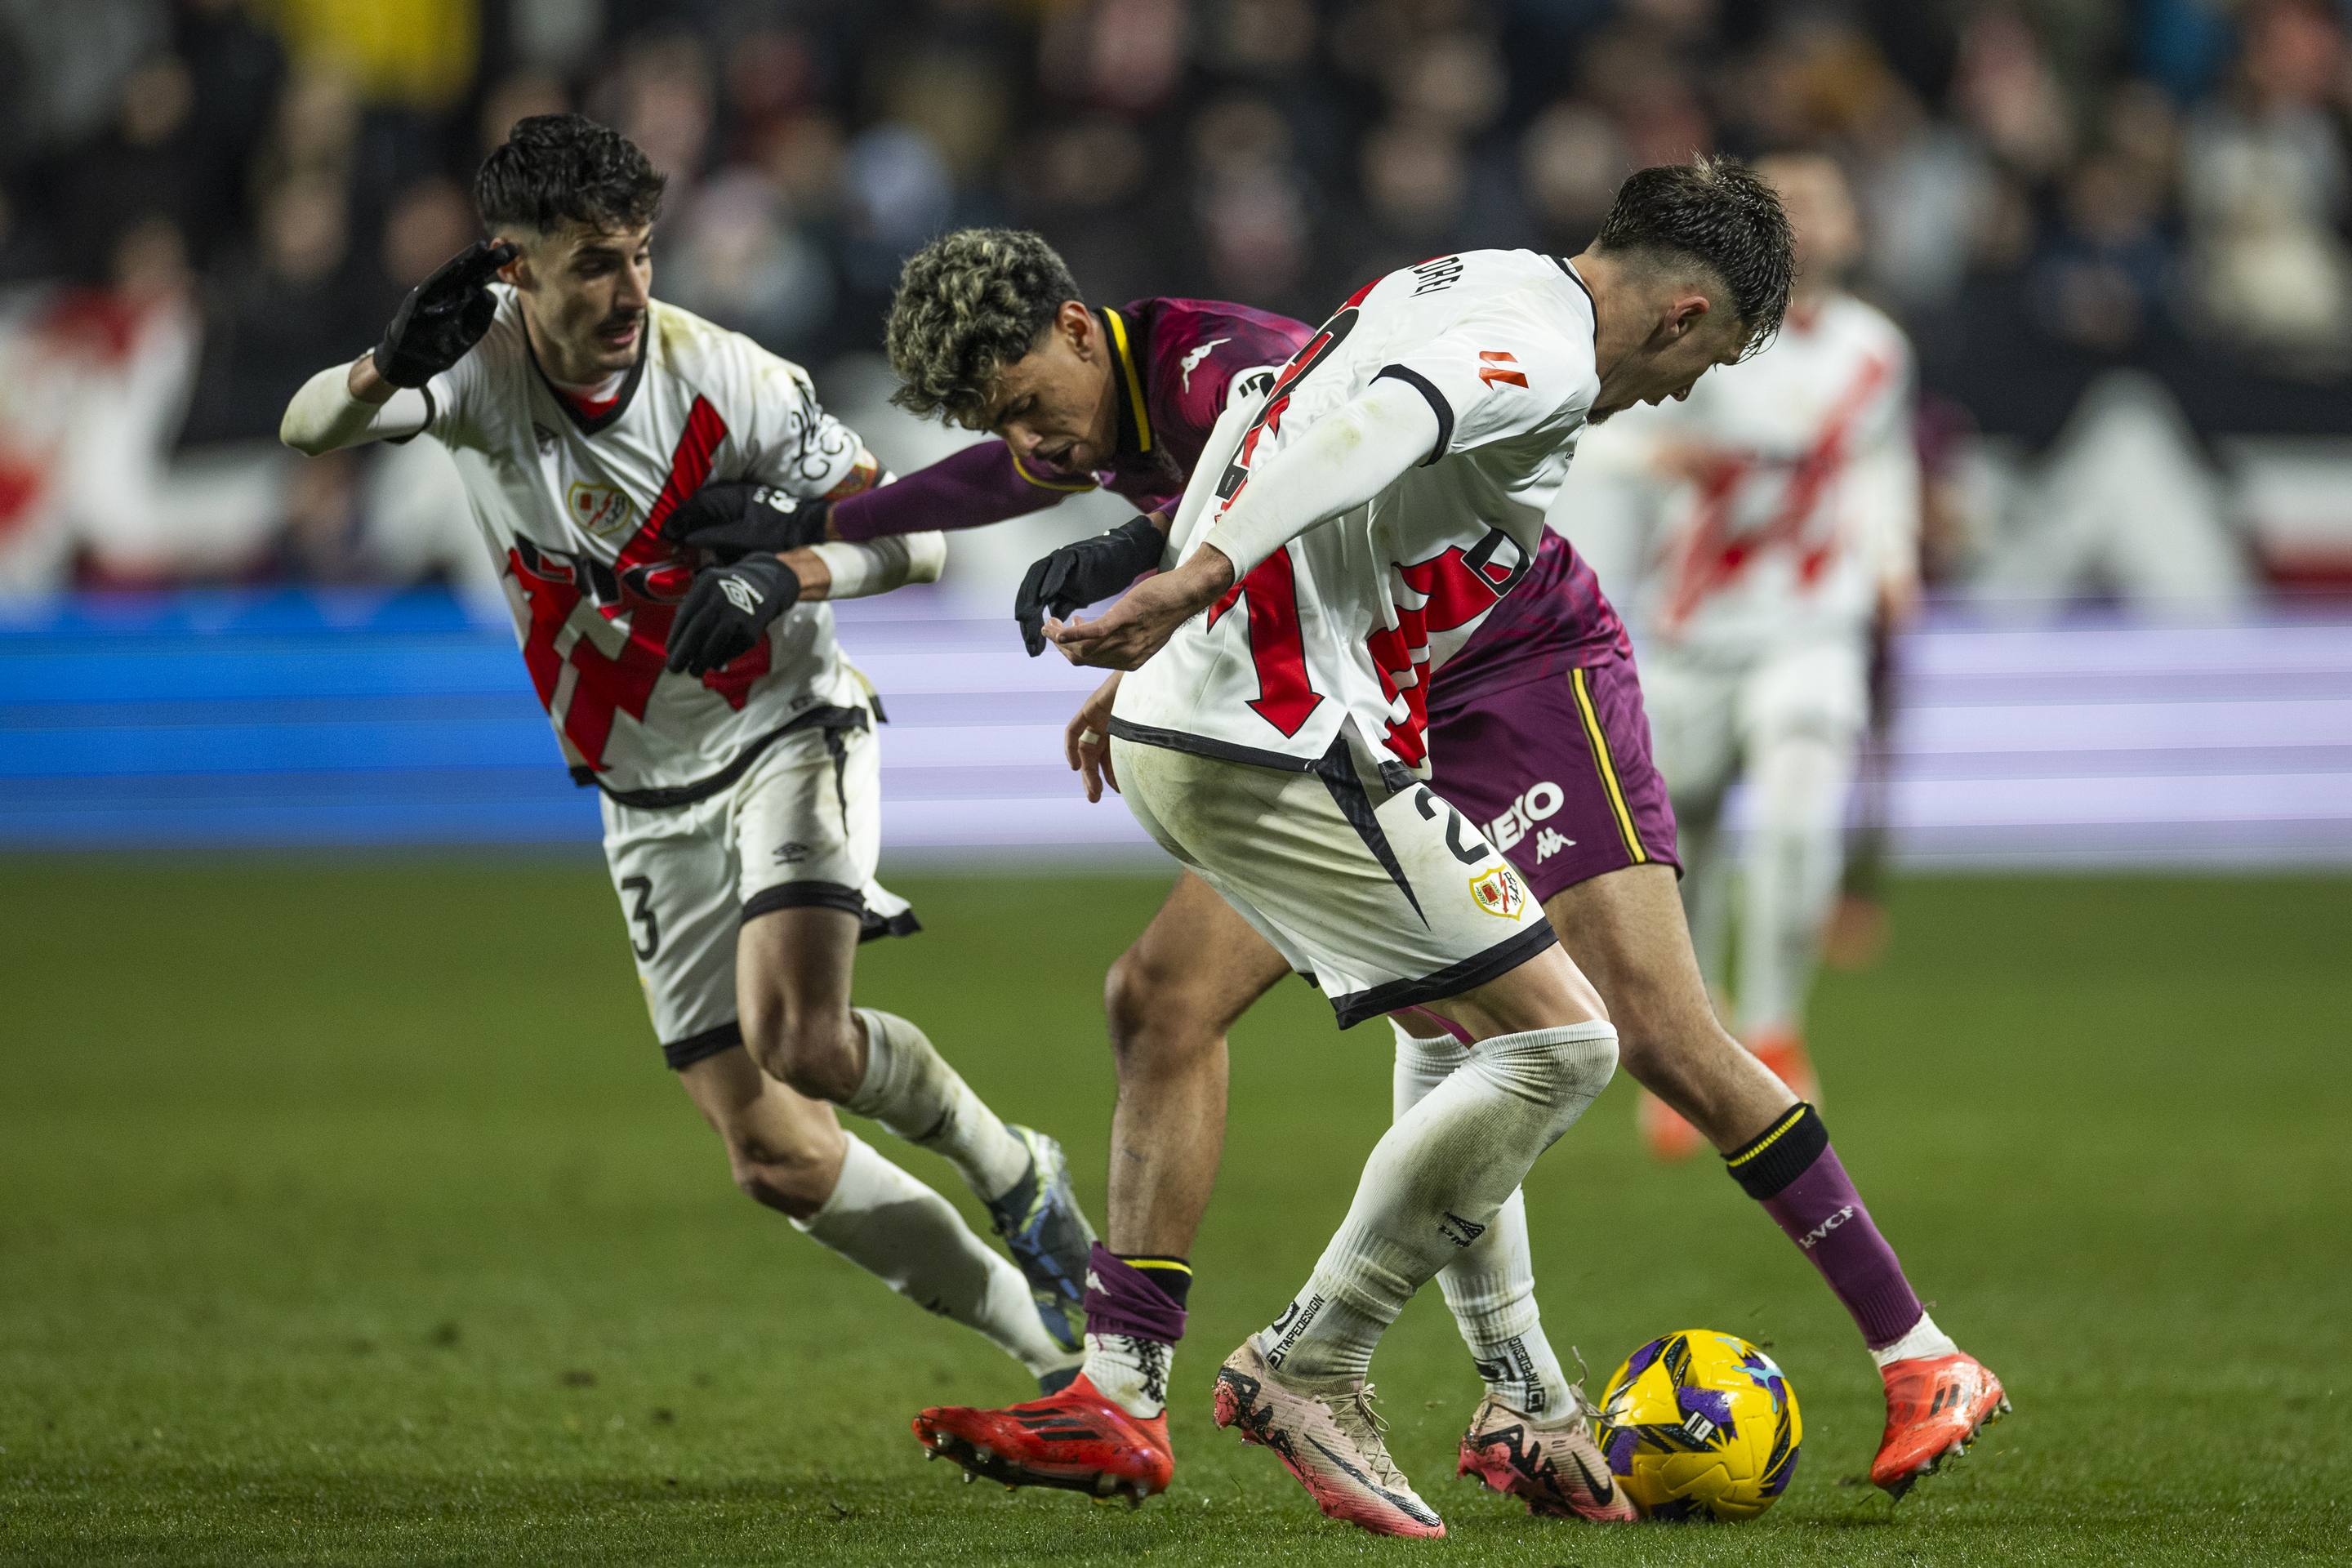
[1113,249,1600,776]
[1375,305,1597,461]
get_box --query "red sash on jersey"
[504,396,773,772]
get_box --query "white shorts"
[1640,637,1869,809]
[1109,735,1556,1028]
[599,703,915,1069]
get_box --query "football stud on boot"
[912,1373,1173,1506]
[1456,1389,1638,1522]
[1872,1351,2009,1499]
[984,1126,1096,1352]
[1212,1337,1446,1539]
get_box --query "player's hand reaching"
[372,240,518,388]
[1047,546,1236,670]
[1065,673,1124,802]
[1015,513,1169,657]
[662,482,833,563]
[665,555,800,675]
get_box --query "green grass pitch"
[2,859,2348,1565]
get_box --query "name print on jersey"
[1410,255,1464,296]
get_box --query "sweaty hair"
[474,114,666,238]
[884,229,1084,427]
[1592,154,1795,355]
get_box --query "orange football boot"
[912,1373,1174,1506]
[1747,1028,1821,1105]
[1871,1352,2010,1499]
[1637,1088,1707,1161]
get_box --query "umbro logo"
[1439,1210,1487,1247]
[720,576,765,614]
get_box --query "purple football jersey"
[831,292,1627,709]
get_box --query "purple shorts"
[1426,649,1681,906]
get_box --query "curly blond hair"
[884,229,1082,428]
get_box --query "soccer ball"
[1593,1329,1802,1521]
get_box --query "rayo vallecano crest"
[566,481,634,537]
[1469,864,1526,920]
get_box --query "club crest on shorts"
[1469,864,1527,920]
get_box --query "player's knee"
[724,1130,836,1218]
[1104,947,1220,1071]
[742,1000,862,1104]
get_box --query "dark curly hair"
[474,114,666,238]
[1593,154,1795,356]
[884,229,1084,427]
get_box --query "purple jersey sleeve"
[1129,297,1312,497]
[831,439,1092,542]
[837,298,1312,541]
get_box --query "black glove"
[1014,514,1168,657]
[372,239,519,388]
[661,482,831,562]
[665,554,800,675]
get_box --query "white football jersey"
[1114,250,1600,774]
[412,288,873,804]
[1598,292,1918,658]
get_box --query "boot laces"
[1325,1383,1413,1494]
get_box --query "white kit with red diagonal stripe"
[1113,249,1601,780]
[414,288,877,796]
[1592,292,1918,659]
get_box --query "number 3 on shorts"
[620,875,660,960]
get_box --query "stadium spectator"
[0,0,2346,595]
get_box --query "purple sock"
[1725,1104,1923,1350]
[1080,1244,1189,1344]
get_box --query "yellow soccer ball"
[1594,1330,1802,1521]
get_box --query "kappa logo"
[773,842,810,865]
[1486,780,1566,853]
[565,480,634,537]
[1798,1205,1855,1250]
[532,422,560,453]
[719,574,765,614]
[1179,337,1232,391]
[1534,826,1573,862]
[1478,350,1528,389]
[1469,864,1527,920]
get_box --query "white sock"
[842,1008,1031,1200]
[1869,1310,1959,1370]
[794,1131,1070,1379]
[1266,1022,1619,1383]
[1738,729,1852,1036]
[1394,1025,1572,1416]
[1081,1331,1174,1419]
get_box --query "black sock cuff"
[1117,1254,1192,1311]
[1723,1102,1829,1200]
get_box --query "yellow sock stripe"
[1725,1104,1810,1168]
[1125,1258,1192,1276]
[1102,308,1154,453]
[1570,667,1647,863]
[1009,448,1098,493]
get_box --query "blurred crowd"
[2,0,2349,595]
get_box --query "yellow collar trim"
[1009,448,1098,493]
[1102,307,1153,455]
